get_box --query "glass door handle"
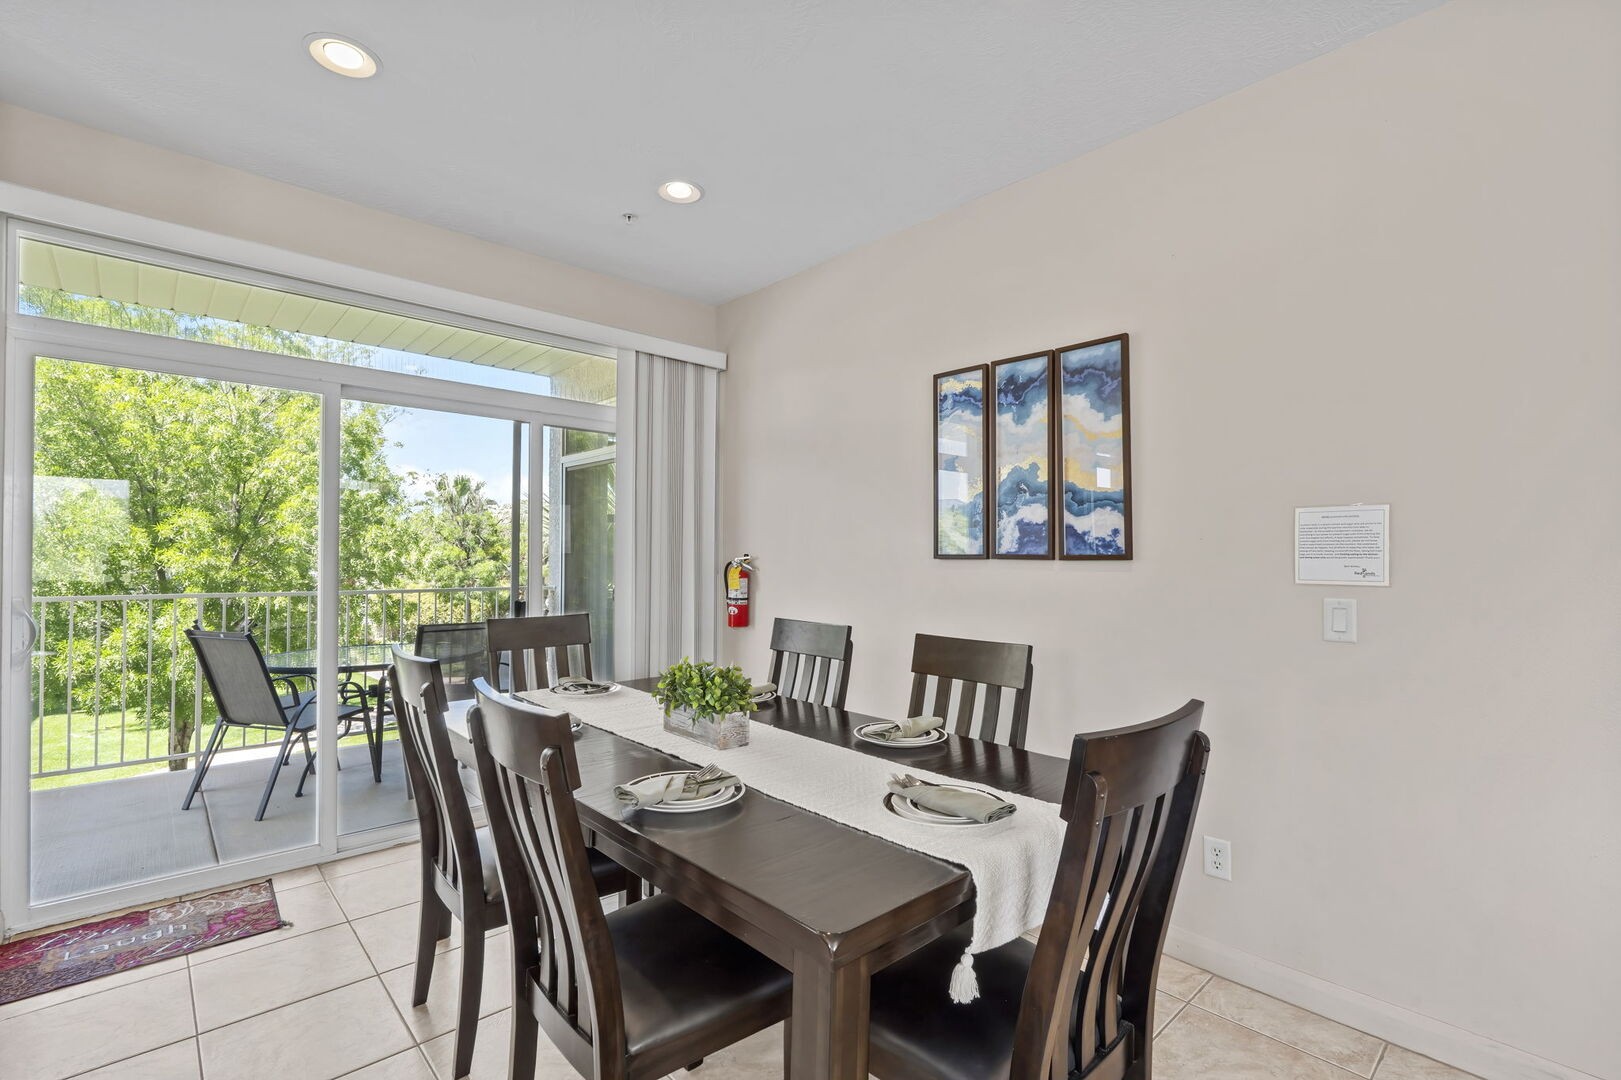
[12,606,39,664]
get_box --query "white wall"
[0,103,718,349]
[716,2,1621,1077]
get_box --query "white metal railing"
[29,586,523,782]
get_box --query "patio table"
[262,643,402,781]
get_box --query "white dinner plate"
[882,785,1002,828]
[855,722,947,747]
[627,770,746,814]
[751,691,778,706]
[550,681,619,697]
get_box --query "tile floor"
[0,841,1482,1080]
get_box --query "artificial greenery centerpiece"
[652,658,757,723]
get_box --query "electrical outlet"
[1203,836,1232,881]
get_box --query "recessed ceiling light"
[658,180,703,204]
[305,34,380,78]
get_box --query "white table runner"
[519,687,1066,1002]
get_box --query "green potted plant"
[652,658,757,749]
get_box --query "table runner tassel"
[950,951,980,1004]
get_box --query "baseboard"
[1163,927,1602,1080]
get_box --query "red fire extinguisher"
[725,554,755,628]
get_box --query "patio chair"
[413,622,494,701]
[183,626,373,821]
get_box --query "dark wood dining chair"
[485,613,593,692]
[766,617,854,709]
[467,680,794,1080]
[866,699,1209,1080]
[909,632,1035,748]
[391,649,637,1080]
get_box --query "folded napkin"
[615,764,738,807]
[750,681,777,696]
[865,715,944,742]
[887,774,1016,823]
[554,676,611,694]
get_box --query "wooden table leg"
[789,950,871,1080]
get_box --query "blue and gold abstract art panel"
[1058,334,1131,559]
[991,352,1055,558]
[934,365,987,558]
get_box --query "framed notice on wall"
[1295,505,1389,585]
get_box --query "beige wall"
[717,2,1620,1077]
[0,103,718,349]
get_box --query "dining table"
[444,678,1069,1080]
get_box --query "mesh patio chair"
[413,622,494,701]
[183,625,373,821]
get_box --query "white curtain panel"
[619,351,719,677]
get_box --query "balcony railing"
[29,586,526,784]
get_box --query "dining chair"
[414,621,493,700]
[766,617,854,709]
[467,680,794,1080]
[908,633,1035,748]
[183,625,373,821]
[486,613,593,692]
[390,649,638,1080]
[865,699,1209,1080]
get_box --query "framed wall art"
[989,351,1056,559]
[1056,333,1131,559]
[933,364,989,558]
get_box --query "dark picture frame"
[988,351,1057,560]
[1055,333,1132,560]
[932,364,990,559]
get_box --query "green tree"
[410,473,509,588]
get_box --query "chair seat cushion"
[868,925,1034,1080]
[475,827,628,903]
[605,894,792,1060]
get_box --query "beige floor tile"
[669,1021,786,1077]
[271,865,325,891]
[379,937,512,1042]
[339,1049,437,1080]
[1157,1004,1363,1080]
[322,843,421,881]
[1155,990,1187,1035]
[421,1009,581,1080]
[0,969,196,1080]
[190,879,346,965]
[327,858,421,921]
[1157,954,1213,1000]
[351,902,461,973]
[199,978,413,1080]
[1376,1045,1481,1079]
[74,1039,201,1079]
[190,923,376,1031]
[0,954,187,1024]
[1194,977,1385,1076]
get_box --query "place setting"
[548,675,620,697]
[882,772,1015,827]
[614,762,746,814]
[855,713,947,747]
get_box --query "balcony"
[26,586,512,904]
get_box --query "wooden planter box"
[662,708,750,750]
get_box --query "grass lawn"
[29,710,397,791]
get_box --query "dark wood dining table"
[445,678,1069,1080]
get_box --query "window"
[16,237,617,403]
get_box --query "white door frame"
[0,228,618,935]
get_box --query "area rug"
[0,880,285,1005]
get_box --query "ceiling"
[0,1,1442,304]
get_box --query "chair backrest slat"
[909,633,1033,747]
[185,626,289,729]
[1009,699,1208,1080]
[767,618,854,709]
[469,680,625,1072]
[486,614,594,693]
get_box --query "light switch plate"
[1322,598,1357,643]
